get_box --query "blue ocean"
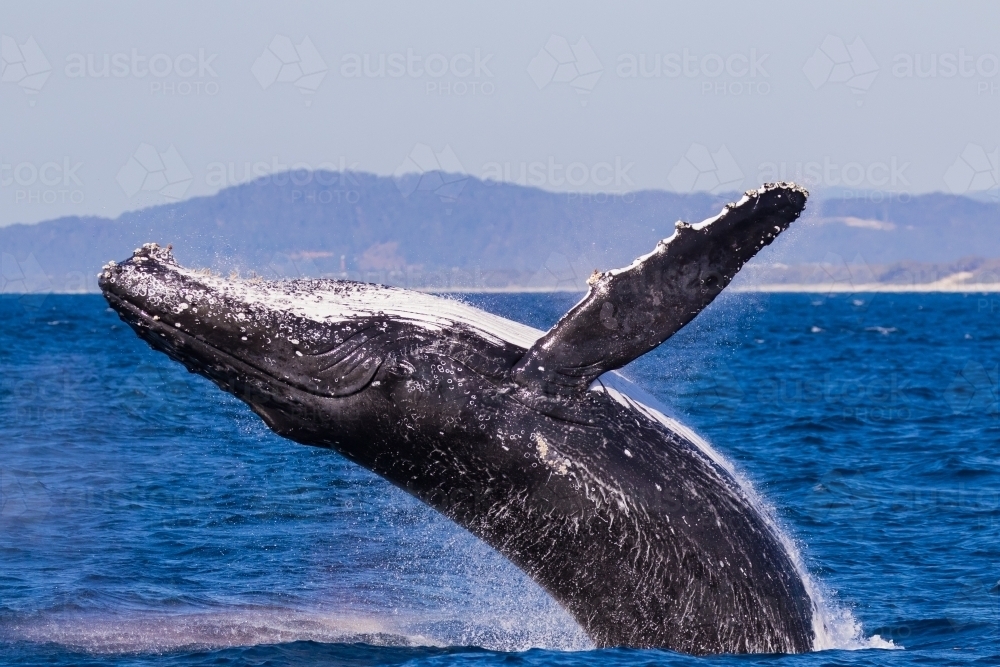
[1,292,998,665]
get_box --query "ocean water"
[1,292,998,665]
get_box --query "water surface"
[1,292,998,665]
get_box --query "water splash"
[599,371,898,653]
[1,603,592,655]
[2,609,435,654]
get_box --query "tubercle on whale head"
[100,242,176,278]
[747,181,809,199]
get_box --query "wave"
[0,606,592,655]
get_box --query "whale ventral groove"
[99,182,815,655]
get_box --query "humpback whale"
[100,183,815,655]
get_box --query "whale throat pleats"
[512,183,808,396]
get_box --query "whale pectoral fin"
[512,183,808,396]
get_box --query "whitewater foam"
[1,605,592,655]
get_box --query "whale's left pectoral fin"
[512,183,807,396]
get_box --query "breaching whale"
[100,183,815,655]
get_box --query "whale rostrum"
[100,183,814,654]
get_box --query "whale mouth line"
[104,291,320,399]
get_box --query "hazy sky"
[2,0,999,226]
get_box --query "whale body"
[99,183,816,654]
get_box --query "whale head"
[98,243,538,440]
